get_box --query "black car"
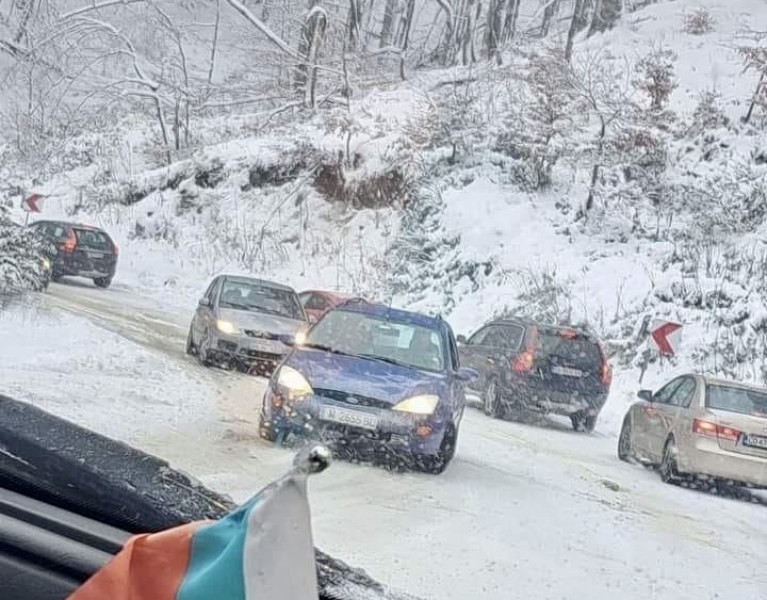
[458,318,612,432]
[29,220,118,288]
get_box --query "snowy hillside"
[2,0,767,424]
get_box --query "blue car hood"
[285,348,446,405]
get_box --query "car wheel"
[93,277,112,289]
[483,379,503,419]
[51,273,62,283]
[185,326,197,356]
[415,424,457,475]
[571,411,597,433]
[197,330,214,367]
[617,417,632,462]
[258,420,279,443]
[660,437,682,484]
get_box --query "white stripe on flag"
[242,471,319,600]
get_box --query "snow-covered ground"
[2,281,765,600]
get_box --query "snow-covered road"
[3,282,766,600]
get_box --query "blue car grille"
[313,388,391,410]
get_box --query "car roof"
[300,289,351,300]
[336,301,442,329]
[32,220,106,231]
[699,374,767,392]
[219,274,296,292]
[485,317,593,338]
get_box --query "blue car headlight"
[392,394,439,415]
[276,366,313,402]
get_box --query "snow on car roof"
[337,301,442,329]
[221,274,296,292]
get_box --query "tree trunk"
[486,0,505,61]
[565,0,586,61]
[13,0,36,44]
[207,0,221,84]
[501,0,520,44]
[461,0,478,66]
[399,0,415,80]
[744,71,765,124]
[296,2,328,107]
[588,0,622,36]
[586,116,606,212]
[380,0,398,48]
[540,0,561,37]
[347,0,361,51]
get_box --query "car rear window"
[536,331,602,369]
[75,229,111,250]
[706,385,767,417]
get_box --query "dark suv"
[29,220,118,288]
[458,318,612,432]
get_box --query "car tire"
[93,277,112,289]
[571,411,597,433]
[185,326,197,356]
[617,417,632,462]
[197,330,214,367]
[258,420,279,442]
[660,437,682,485]
[483,379,504,419]
[415,424,457,475]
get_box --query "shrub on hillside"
[0,208,49,295]
[684,8,716,35]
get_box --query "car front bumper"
[211,331,291,366]
[261,387,448,456]
[679,437,767,488]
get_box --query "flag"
[68,445,331,600]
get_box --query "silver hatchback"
[619,374,767,489]
[186,275,309,374]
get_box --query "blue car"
[258,301,476,474]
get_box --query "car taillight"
[112,241,119,256]
[692,419,741,442]
[513,327,538,372]
[513,350,535,372]
[61,230,77,252]
[596,340,612,387]
[601,362,613,387]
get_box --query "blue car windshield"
[307,310,445,372]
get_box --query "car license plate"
[87,250,105,259]
[742,434,767,449]
[551,366,583,378]
[250,338,279,353]
[319,406,378,430]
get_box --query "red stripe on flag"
[67,521,207,600]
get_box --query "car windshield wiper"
[222,301,252,311]
[357,353,411,369]
[301,342,354,356]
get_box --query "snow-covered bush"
[494,267,576,327]
[0,208,49,296]
[633,47,678,112]
[684,8,716,35]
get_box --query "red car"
[298,290,355,324]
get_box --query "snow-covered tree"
[0,207,49,295]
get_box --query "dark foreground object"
[0,395,416,600]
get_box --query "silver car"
[618,373,767,489]
[186,275,308,373]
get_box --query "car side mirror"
[198,297,211,308]
[456,367,478,383]
[456,335,468,345]
[638,389,654,402]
